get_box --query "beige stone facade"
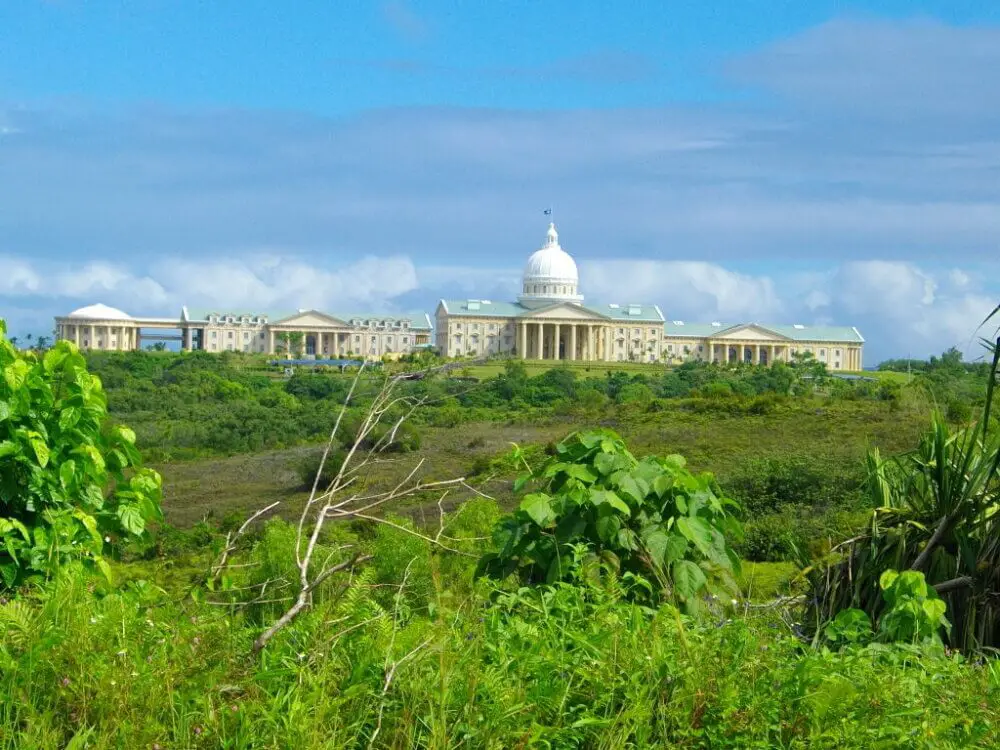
[435,223,865,369]
[55,304,433,359]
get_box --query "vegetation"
[3,315,1000,747]
[478,429,742,609]
[0,323,162,588]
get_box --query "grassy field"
[153,398,927,527]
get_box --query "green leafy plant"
[476,428,743,609]
[823,607,873,647]
[0,321,163,589]
[877,569,951,645]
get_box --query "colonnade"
[58,323,140,351]
[705,341,862,370]
[516,321,609,361]
[267,329,355,357]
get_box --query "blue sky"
[1,1,999,362]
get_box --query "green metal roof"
[663,321,863,343]
[438,299,664,322]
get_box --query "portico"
[518,320,609,361]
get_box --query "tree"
[34,335,50,351]
[0,320,163,589]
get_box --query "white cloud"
[580,260,785,322]
[0,252,420,322]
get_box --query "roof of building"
[523,224,578,283]
[67,303,133,320]
[437,299,664,322]
[663,321,864,343]
[183,308,432,330]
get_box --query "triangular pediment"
[520,303,609,321]
[272,310,350,328]
[717,324,792,341]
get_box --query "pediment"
[272,310,350,328]
[717,324,791,341]
[521,303,608,321]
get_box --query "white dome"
[523,225,579,283]
[68,303,133,320]
[518,223,584,308]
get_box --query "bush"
[478,429,743,610]
[0,325,162,589]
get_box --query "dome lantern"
[517,222,583,308]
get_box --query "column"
[569,324,576,361]
[587,326,594,362]
[519,322,527,358]
[74,325,80,348]
[769,345,775,367]
[754,344,761,365]
[535,323,543,359]
[553,323,561,360]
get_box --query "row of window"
[522,284,575,296]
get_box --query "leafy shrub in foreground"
[0,322,162,589]
[477,428,743,610]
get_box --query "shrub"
[0,324,163,589]
[477,429,743,610]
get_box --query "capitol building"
[55,222,864,370]
[435,223,864,370]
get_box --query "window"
[260,332,266,339]
[402,336,408,344]
[211,331,217,339]
[243,332,250,341]
[370,336,377,343]
[836,349,842,356]
[227,331,233,339]
[820,349,827,357]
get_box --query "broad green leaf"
[2,360,30,390]
[561,463,597,483]
[644,528,689,566]
[0,401,10,422]
[116,503,146,535]
[43,347,67,373]
[616,474,645,504]
[589,489,631,516]
[595,515,620,544]
[652,474,674,498]
[676,516,712,556]
[58,406,81,430]
[520,493,556,528]
[30,437,50,468]
[594,452,617,475]
[116,425,137,445]
[672,559,707,601]
[0,440,18,458]
[59,459,76,490]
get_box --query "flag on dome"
[543,208,551,215]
